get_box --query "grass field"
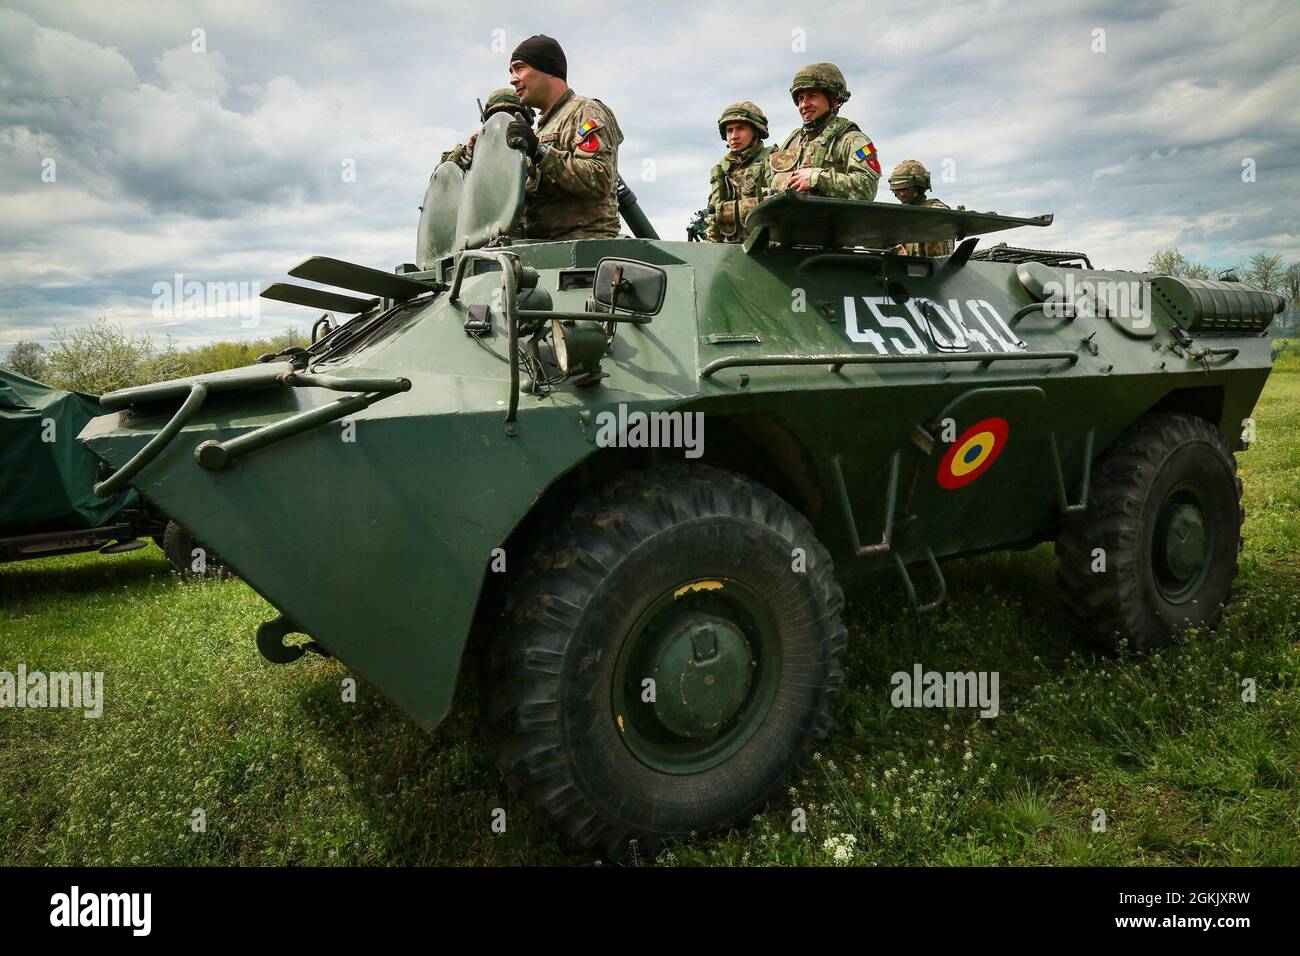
[3,362,1298,866]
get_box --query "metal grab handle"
[279,371,410,394]
[701,350,1080,379]
[93,382,209,497]
[1007,300,1078,329]
[1194,346,1240,363]
[98,362,292,410]
[195,380,410,471]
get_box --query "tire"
[484,464,847,857]
[162,520,228,578]
[1055,412,1243,651]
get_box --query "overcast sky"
[2,0,1297,354]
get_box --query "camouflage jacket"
[895,198,953,257]
[440,141,474,172]
[524,89,623,240]
[705,141,771,243]
[767,114,879,201]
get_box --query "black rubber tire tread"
[483,464,847,857]
[162,520,228,578]
[1055,411,1242,651]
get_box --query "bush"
[39,317,307,395]
[45,318,153,394]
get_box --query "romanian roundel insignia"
[937,417,1009,489]
[576,119,601,153]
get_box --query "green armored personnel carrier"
[80,114,1284,854]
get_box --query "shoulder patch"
[853,139,881,175]
[575,118,604,152]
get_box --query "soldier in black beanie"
[507,34,623,239]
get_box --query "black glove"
[506,120,539,161]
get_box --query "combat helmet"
[789,62,851,105]
[481,88,532,125]
[717,101,769,140]
[888,159,932,193]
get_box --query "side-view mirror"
[593,257,667,316]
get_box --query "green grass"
[3,371,1299,866]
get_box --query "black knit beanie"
[510,35,567,81]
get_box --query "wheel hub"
[1163,504,1206,582]
[648,616,754,740]
[1152,482,1214,603]
[612,579,781,775]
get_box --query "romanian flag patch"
[855,141,881,174]
[576,119,602,153]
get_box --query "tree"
[1148,248,1189,275]
[44,316,154,395]
[1,339,49,381]
[1283,263,1300,306]
[1147,247,1213,278]
[1277,262,1300,333]
[1245,253,1284,292]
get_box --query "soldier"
[503,34,623,240]
[439,88,534,172]
[705,102,771,243]
[767,63,879,201]
[889,159,953,257]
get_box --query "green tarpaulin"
[0,368,135,536]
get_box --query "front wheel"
[161,520,228,578]
[484,465,846,856]
[1055,412,1243,651]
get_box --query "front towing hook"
[256,614,330,664]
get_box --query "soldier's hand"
[506,121,539,160]
[788,168,815,193]
[467,131,479,147]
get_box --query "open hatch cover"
[744,192,1053,252]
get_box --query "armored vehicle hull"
[79,131,1282,853]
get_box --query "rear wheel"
[484,465,846,856]
[1055,412,1242,651]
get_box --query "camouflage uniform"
[439,89,533,171]
[767,63,879,201]
[889,159,953,257]
[523,88,623,240]
[706,102,771,243]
